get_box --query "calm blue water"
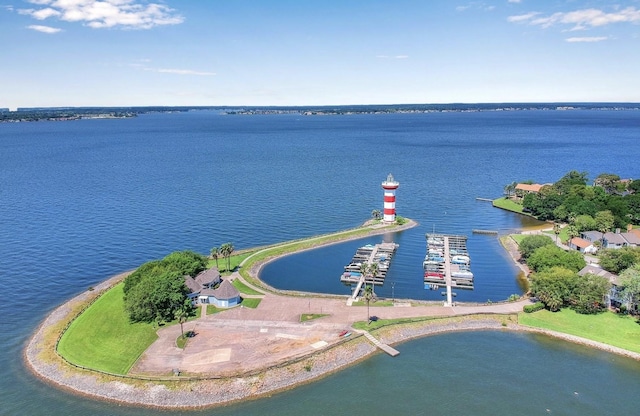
[1,109,639,414]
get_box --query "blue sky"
[1,0,639,108]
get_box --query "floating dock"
[423,233,473,305]
[341,242,399,287]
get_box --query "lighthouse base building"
[381,173,399,223]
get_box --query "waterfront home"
[568,237,598,254]
[578,265,631,311]
[184,267,222,304]
[198,279,240,308]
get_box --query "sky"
[1,0,639,108]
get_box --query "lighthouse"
[381,173,399,223]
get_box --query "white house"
[198,279,241,308]
[569,237,597,254]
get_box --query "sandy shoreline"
[23,221,640,409]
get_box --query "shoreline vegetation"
[24,218,640,409]
[4,102,640,123]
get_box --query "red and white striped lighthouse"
[381,173,399,223]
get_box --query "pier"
[423,233,473,306]
[341,242,399,300]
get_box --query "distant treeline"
[2,103,640,122]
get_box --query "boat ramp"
[423,233,474,306]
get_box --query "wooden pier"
[423,233,473,305]
[341,242,398,287]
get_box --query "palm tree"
[210,246,220,269]
[371,209,382,220]
[220,242,235,272]
[566,225,579,244]
[177,309,188,339]
[553,222,561,244]
[363,285,375,325]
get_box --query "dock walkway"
[358,330,400,357]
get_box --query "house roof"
[622,232,640,245]
[515,183,544,193]
[184,275,202,295]
[195,267,221,287]
[579,264,619,285]
[604,232,628,245]
[630,229,640,238]
[581,231,603,241]
[212,279,240,300]
[570,237,592,249]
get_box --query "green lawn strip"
[208,251,257,274]
[492,197,524,213]
[57,283,158,375]
[509,234,526,245]
[352,316,436,331]
[232,279,263,295]
[351,300,394,307]
[300,313,328,322]
[206,305,225,315]
[518,309,640,353]
[240,298,261,308]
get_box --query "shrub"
[523,302,545,313]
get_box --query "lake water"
[1,109,639,414]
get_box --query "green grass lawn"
[208,251,257,274]
[57,283,158,375]
[519,309,640,353]
[232,279,264,295]
[508,234,526,245]
[492,197,524,213]
[240,298,262,308]
[300,313,328,322]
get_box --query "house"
[580,231,603,243]
[621,231,640,248]
[184,267,222,304]
[568,237,597,254]
[198,279,241,308]
[514,183,545,198]
[603,232,629,249]
[578,265,629,310]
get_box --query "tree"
[571,273,611,314]
[530,267,578,311]
[574,214,596,232]
[371,209,382,220]
[504,181,517,198]
[527,244,586,273]
[362,285,375,324]
[162,250,208,277]
[177,309,188,339]
[618,265,640,312]
[518,234,555,259]
[629,179,640,194]
[566,224,579,243]
[595,210,615,235]
[124,270,190,323]
[599,247,640,274]
[220,242,235,272]
[554,170,588,195]
[594,173,622,195]
[553,223,561,244]
[210,246,220,269]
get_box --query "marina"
[423,233,474,305]
[340,242,399,294]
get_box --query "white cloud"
[18,0,184,30]
[130,62,215,76]
[508,7,640,30]
[27,24,62,33]
[565,36,608,42]
[32,7,61,19]
[507,12,539,23]
[152,68,216,76]
[508,0,521,3]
